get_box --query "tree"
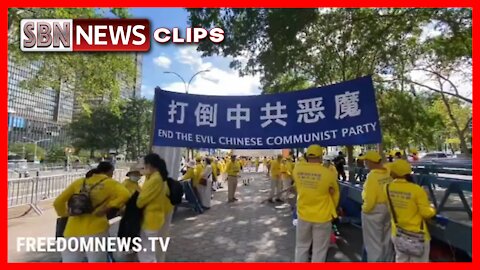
[68,98,153,159]
[396,9,472,155]
[432,97,471,154]
[68,107,122,158]
[377,89,444,152]
[9,143,46,161]
[120,98,154,160]
[188,8,440,180]
[8,8,136,113]
[45,145,67,163]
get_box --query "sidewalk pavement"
[8,171,363,262]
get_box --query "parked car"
[420,152,449,160]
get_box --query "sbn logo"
[20,19,150,52]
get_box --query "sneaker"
[275,199,284,203]
[233,197,239,201]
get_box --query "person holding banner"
[292,144,339,262]
[226,155,241,203]
[268,155,283,203]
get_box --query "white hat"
[187,160,196,168]
[126,164,143,176]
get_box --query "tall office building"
[8,59,74,150]
[8,53,143,153]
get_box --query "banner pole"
[149,87,160,152]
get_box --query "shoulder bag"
[386,184,425,257]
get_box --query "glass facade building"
[8,60,74,150]
[8,53,142,154]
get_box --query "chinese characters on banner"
[153,76,381,149]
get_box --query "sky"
[130,8,471,101]
[130,8,261,100]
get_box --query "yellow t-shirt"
[270,159,282,179]
[226,161,241,176]
[385,179,436,241]
[122,178,141,195]
[193,164,204,187]
[137,172,173,231]
[361,168,392,213]
[53,174,130,237]
[293,162,339,223]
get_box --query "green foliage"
[188,8,471,155]
[378,90,444,150]
[45,145,66,163]
[120,98,154,160]
[188,8,435,87]
[431,97,471,151]
[8,8,136,112]
[9,143,46,161]
[68,98,153,160]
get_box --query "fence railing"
[8,169,127,215]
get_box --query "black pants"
[337,168,346,181]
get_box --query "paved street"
[166,171,363,262]
[8,171,363,262]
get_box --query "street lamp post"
[163,69,210,94]
[163,70,211,159]
[22,137,50,163]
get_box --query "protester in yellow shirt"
[292,145,339,262]
[226,155,241,203]
[136,153,174,262]
[266,157,272,176]
[282,157,295,202]
[122,165,143,195]
[53,162,130,262]
[193,157,204,188]
[386,159,436,262]
[212,158,222,189]
[181,160,196,182]
[268,155,283,203]
[358,151,394,262]
[218,158,226,183]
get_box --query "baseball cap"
[306,144,323,157]
[390,159,412,176]
[358,151,382,163]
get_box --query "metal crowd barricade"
[8,169,127,215]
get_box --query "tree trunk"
[458,131,469,156]
[378,143,385,161]
[90,149,95,159]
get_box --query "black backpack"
[166,177,184,205]
[67,177,107,216]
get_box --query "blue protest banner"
[153,76,381,149]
